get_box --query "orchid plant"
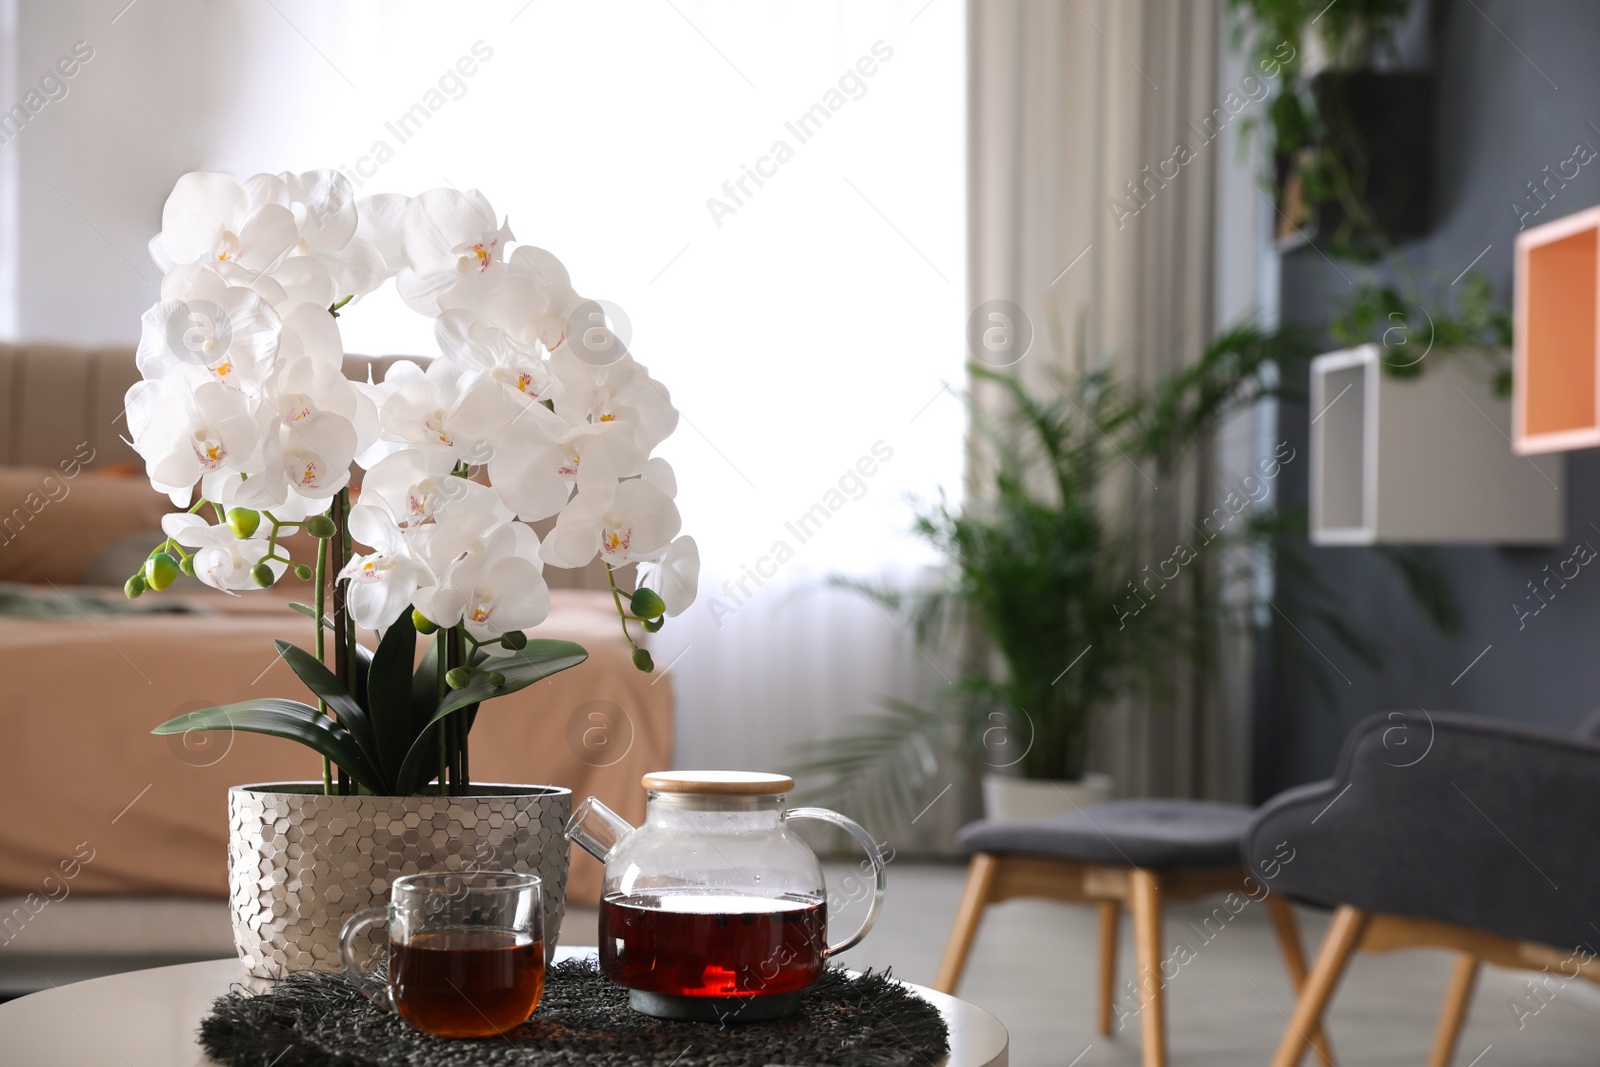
[138,170,699,796]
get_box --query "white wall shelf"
[1310,345,1565,545]
[1514,204,1600,454]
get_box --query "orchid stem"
[436,630,448,797]
[604,563,641,652]
[315,531,331,797]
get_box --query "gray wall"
[1259,0,1600,796]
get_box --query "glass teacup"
[339,870,544,1038]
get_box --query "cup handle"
[339,906,394,1011]
[783,806,886,958]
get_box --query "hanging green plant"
[1228,0,1421,255]
[1329,269,1513,394]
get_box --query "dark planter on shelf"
[1277,71,1433,250]
[1313,70,1434,244]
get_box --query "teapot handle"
[783,806,886,958]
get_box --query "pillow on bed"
[0,467,173,585]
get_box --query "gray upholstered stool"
[935,799,1332,1067]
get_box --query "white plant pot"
[228,782,570,978]
[981,773,1112,822]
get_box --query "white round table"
[0,950,1008,1066]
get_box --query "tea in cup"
[339,870,543,1038]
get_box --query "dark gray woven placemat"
[198,958,950,1067]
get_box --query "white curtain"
[969,0,1247,799]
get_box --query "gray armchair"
[1242,710,1600,1067]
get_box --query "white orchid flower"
[360,448,454,526]
[507,245,570,289]
[275,169,358,252]
[355,193,410,277]
[435,308,559,406]
[402,187,511,278]
[360,449,513,530]
[316,237,388,301]
[257,169,387,300]
[442,548,550,646]
[267,257,336,311]
[218,407,357,508]
[508,282,588,353]
[274,301,345,367]
[153,171,297,273]
[129,169,697,634]
[160,513,283,594]
[377,358,486,462]
[411,513,549,641]
[540,478,681,569]
[646,535,700,617]
[488,408,643,522]
[458,245,571,344]
[338,505,433,629]
[200,466,309,519]
[348,359,414,470]
[268,349,379,456]
[126,378,258,500]
[273,411,359,501]
[135,285,282,395]
[395,188,512,317]
[551,347,679,454]
[641,456,678,498]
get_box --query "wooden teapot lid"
[642,770,795,795]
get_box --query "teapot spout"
[565,796,635,862]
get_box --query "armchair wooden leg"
[1428,954,1481,1067]
[934,853,999,994]
[1129,871,1166,1067]
[1265,893,1336,1067]
[1097,900,1119,1036]
[1270,906,1370,1067]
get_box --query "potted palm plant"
[128,170,699,976]
[795,324,1460,826]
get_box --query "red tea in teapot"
[599,892,826,997]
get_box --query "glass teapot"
[566,770,886,1022]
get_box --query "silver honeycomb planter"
[228,782,570,978]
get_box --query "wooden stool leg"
[1129,871,1166,1067]
[1097,900,1120,1036]
[1270,907,1370,1067]
[1428,954,1481,1067]
[1265,893,1336,1067]
[934,853,1000,993]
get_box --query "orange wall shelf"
[1514,204,1600,454]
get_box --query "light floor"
[569,862,1600,1067]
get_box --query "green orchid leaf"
[352,640,372,713]
[411,631,442,719]
[152,698,380,792]
[288,602,333,629]
[273,639,383,782]
[393,641,588,788]
[434,640,589,719]
[367,608,417,781]
[400,634,446,795]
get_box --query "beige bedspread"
[0,590,666,906]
